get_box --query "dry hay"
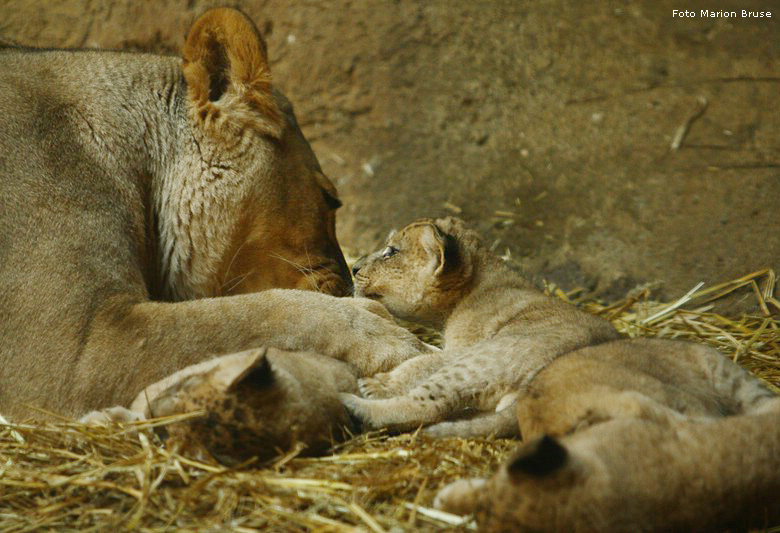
[1,269,778,532]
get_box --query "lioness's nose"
[351,256,367,276]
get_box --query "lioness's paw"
[349,297,394,321]
[80,406,145,426]
[433,478,486,515]
[358,375,394,399]
[345,316,427,375]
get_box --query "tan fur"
[86,347,358,464]
[183,8,282,138]
[434,336,780,529]
[341,216,780,529]
[514,337,779,440]
[0,8,425,420]
[368,222,780,529]
[435,400,780,531]
[341,217,619,436]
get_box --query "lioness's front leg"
[72,289,426,415]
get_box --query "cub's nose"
[351,256,367,276]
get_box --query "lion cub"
[434,339,780,529]
[341,217,620,436]
[84,347,358,465]
[434,400,780,531]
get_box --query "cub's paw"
[339,393,382,430]
[422,420,461,438]
[80,406,145,426]
[358,374,395,399]
[433,478,487,515]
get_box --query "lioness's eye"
[382,246,398,259]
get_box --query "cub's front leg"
[341,371,463,432]
[358,350,449,398]
[424,407,520,438]
[340,393,447,432]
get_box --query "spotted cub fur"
[342,217,619,436]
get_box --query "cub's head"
[146,348,354,465]
[162,8,350,300]
[352,217,479,326]
[438,435,589,531]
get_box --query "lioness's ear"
[182,8,282,137]
[420,223,460,276]
[507,435,568,478]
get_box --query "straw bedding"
[1,269,778,532]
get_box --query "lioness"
[0,8,425,420]
[342,217,777,438]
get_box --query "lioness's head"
[352,217,478,326]
[161,8,350,300]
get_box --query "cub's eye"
[382,246,398,259]
[323,190,342,210]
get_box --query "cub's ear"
[225,348,275,392]
[420,222,460,276]
[182,8,282,137]
[203,348,274,391]
[507,435,568,478]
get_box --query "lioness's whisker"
[220,239,250,289]
[268,252,323,292]
[221,269,256,294]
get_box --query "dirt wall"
[3,0,778,307]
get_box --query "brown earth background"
[2,0,778,309]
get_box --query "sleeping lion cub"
[434,402,780,531]
[342,217,778,441]
[434,337,780,530]
[86,347,358,465]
